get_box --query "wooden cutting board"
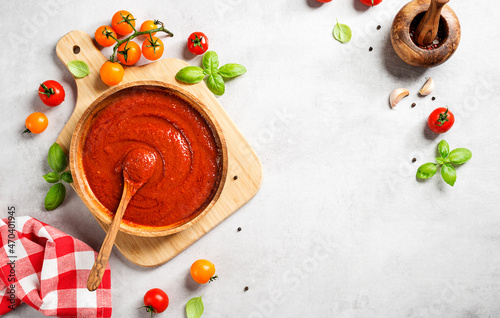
[55,30,262,267]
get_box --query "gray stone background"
[1,0,499,317]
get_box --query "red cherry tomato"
[187,32,209,55]
[38,80,65,107]
[143,288,169,315]
[428,107,455,133]
[316,0,332,2]
[190,259,217,284]
[360,0,382,6]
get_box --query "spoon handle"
[415,0,450,46]
[87,182,133,291]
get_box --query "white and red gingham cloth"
[0,216,112,317]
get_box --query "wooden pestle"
[414,0,450,46]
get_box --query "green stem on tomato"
[101,26,119,43]
[109,23,173,62]
[436,107,450,126]
[140,305,157,318]
[39,83,55,97]
[209,275,218,283]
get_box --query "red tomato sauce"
[82,89,221,227]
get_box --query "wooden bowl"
[70,80,228,237]
[391,0,460,67]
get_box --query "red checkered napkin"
[0,216,112,317]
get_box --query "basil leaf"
[61,171,73,183]
[218,63,247,79]
[441,163,457,187]
[333,20,352,43]
[175,66,205,84]
[45,183,66,211]
[48,143,68,173]
[186,296,204,318]
[43,172,60,183]
[67,60,90,78]
[203,51,219,73]
[449,148,472,164]
[438,140,450,158]
[207,73,225,96]
[416,163,437,179]
[436,157,445,165]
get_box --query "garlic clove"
[419,77,434,96]
[390,88,410,108]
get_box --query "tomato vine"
[106,20,173,63]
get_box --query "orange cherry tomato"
[100,61,124,86]
[139,20,158,36]
[190,259,217,284]
[95,26,117,47]
[111,10,136,35]
[142,36,164,61]
[25,112,48,134]
[117,41,141,66]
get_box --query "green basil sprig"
[43,143,73,210]
[333,19,352,43]
[416,140,472,187]
[175,51,246,96]
[186,296,204,318]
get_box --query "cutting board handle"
[55,31,109,151]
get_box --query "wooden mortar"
[391,0,460,68]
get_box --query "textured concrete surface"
[1,0,500,317]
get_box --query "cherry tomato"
[190,259,217,284]
[100,61,124,86]
[187,32,209,55]
[25,112,48,134]
[428,107,454,134]
[316,0,332,2]
[95,26,117,47]
[117,41,141,66]
[38,80,65,107]
[111,10,136,35]
[143,288,169,315]
[142,36,164,61]
[140,20,158,36]
[360,0,382,5]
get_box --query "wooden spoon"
[414,0,450,46]
[87,148,157,291]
